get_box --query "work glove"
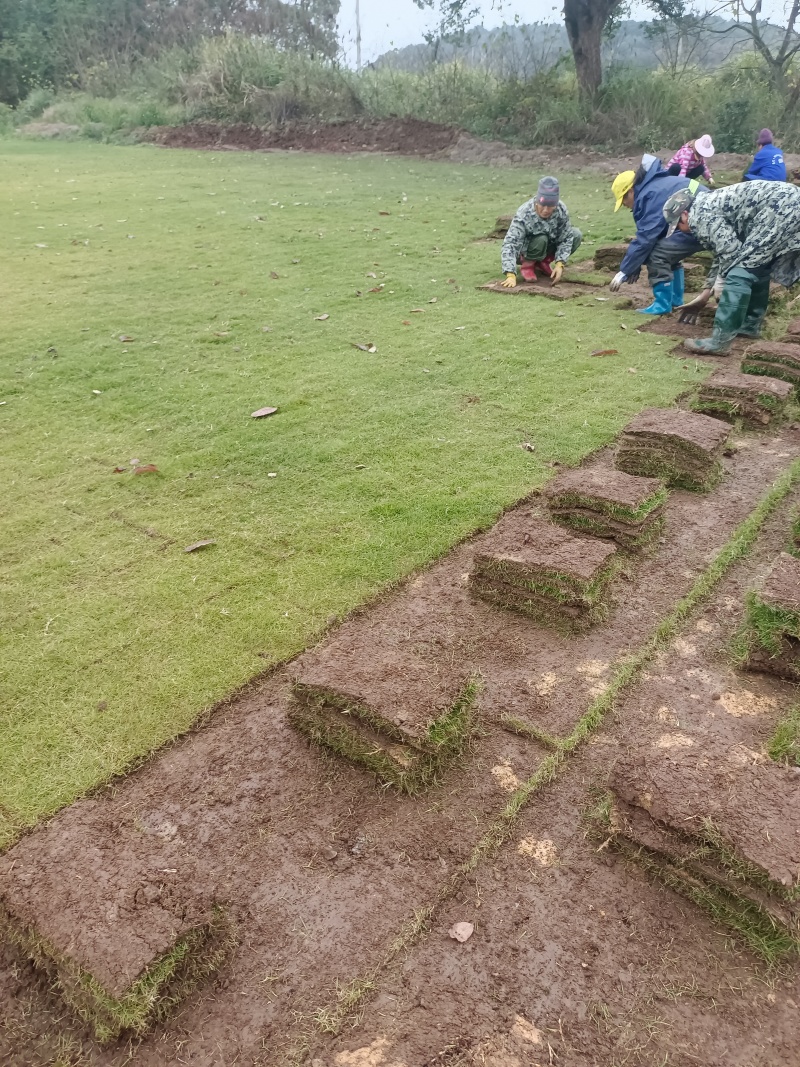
[708,178,716,187]
[550,261,565,286]
[610,271,627,293]
[677,288,712,325]
[712,274,725,298]
[501,272,517,289]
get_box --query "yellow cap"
[612,171,636,212]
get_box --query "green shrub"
[15,86,55,121]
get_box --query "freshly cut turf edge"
[0,903,234,1043]
[289,676,481,793]
[283,459,800,1052]
[767,700,800,766]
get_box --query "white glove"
[712,274,725,298]
[610,271,627,293]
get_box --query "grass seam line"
[282,458,800,1060]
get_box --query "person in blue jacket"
[744,129,786,182]
[608,155,705,315]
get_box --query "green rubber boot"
[737,274,771,338]
[683,267,754,355]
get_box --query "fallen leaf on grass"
[214,331,230,337]
[314,314,330,321]
[429,297,438,303]
[378,210,391,216]
[251,406,278,418]
[366,271,377,278]
[628,367,638,374]
[620,323,628,330]
[352,342,377,353]
[269,271,280,279]
[262,326,272,332]
[184,539,216,553]
[590,349,618,357]
[112,466,127,473]
[35,243,48,248]
[368,285,385,293]
[454,326,466,331]
[133,464,159,475]
[119,335,135,342]
[92,389,102,395]
[402,320,412,326]
[520,442,535,452]
[449,922,474,943]
[595,297,609,302]
[410,308,425,314]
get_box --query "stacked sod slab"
[692,369,793,428]
[734,552,800,682]
[0,823,230,1041]
[741,341,800,391]
[469,514,618,630]
[593,245,629,272]
[591,748,800,959]
[615,408,730,492]
[543,468,667,552]
[290,649,479,793]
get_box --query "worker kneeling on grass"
[501,176,582,288]
[662,179,800,355]
[609,155,705,315]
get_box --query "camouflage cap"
[663,182,700,237]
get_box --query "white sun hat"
[694,134,715,158]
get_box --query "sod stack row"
[593,748,800,954]
[614,408,730,491]
[692,369,793,428]
[543,467,667,552]
[735,552,800,682]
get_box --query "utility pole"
[356,0,362,70]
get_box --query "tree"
[708,1,800,96]
[564,0,688,99]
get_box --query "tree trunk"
[563,0,620,100]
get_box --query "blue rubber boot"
[671,267,685,310]
[637,281,673,316]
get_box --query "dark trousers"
[667,162,705,181]
[646,231,702,287]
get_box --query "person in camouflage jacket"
[501,176,582,287]
[663,179,800,353]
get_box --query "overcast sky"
[337,0,794,67]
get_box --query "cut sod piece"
[0,832,229,1042]
[470,515,618,629]
[691,369,793,427]
[593,244,629,272]
[589,745,800,959]
[781,317,800,345]
[478,278,593,301]
[741,340,800,391]
[615,407,730,491]
[543,466,667,551]
[733,552,800,682]
[290,652,479,793]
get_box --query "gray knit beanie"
[536,176,560,207]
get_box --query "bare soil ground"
[2,417,800,1066]
[145,119,800,177]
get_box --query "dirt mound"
[147,118,463,156]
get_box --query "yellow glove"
[501,272,517,288]
[550,261,565,286]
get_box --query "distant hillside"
[374,17,789,77]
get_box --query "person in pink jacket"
[667,135,716,185]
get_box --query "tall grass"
[9,33,800,151]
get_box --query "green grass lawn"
[1,140,697,845]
